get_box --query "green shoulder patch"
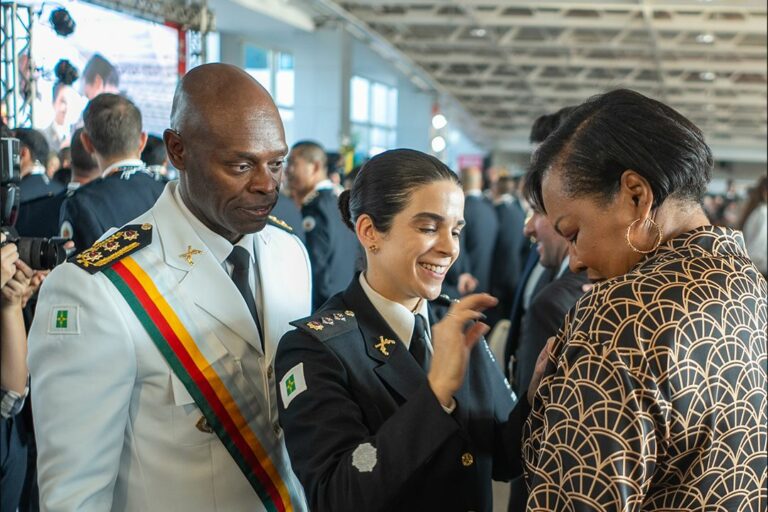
[290,309,357,341]
[268,215,294,233]
[73,223,153,274]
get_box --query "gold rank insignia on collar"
[179,246,203,266]
[73,224,153,274]
[374,336,396,356]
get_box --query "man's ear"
[619,169,654,218]
[137,132,148,154]
[163,129,185,171]
[79,131,95,154]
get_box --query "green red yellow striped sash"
[103,256,292,512]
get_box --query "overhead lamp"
[432,113,448,130]
[469,28,487,38]
[431,136,446,153]
[699,71,716,81]
[696,33,715,44]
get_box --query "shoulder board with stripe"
[268,215,293,233]
[72,223,153,274]
[289,309,357,341]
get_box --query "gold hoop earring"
[369,245,379,255]
[625,217,663,254]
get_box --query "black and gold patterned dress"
[523,226,767,511]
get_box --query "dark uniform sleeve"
[60,195,106,251]
[275,330,463,512]
[302,201,335,308]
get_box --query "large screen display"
[31,0,179,148]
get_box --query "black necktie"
[227,246,264,347]
[410,314,431,371]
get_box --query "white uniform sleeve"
[28,263,137,511]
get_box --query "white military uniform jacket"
[28,182,312,511]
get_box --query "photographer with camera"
[1,231,35,512]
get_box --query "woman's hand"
[1,235,19,289]
[428,293,498,407]
[527,336,555,405]
[2,260,33,309]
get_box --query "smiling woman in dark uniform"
[275,149,518,512]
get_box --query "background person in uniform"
[286,140,359,309]
[59,93,165,251]
[28,63,311,511]
[16,128,99,239]
[271,192,305,243]
[140,134,171,181]
[522,89,766,510]
[276,149,517,512]
[460,166,498,295]
[14,128,64,202]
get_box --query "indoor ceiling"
[313,0,767,152]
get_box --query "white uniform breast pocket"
[169,342,229,447]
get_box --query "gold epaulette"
[73,223,153,274]
[268,215,294,233]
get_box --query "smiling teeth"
[420,263,446,274]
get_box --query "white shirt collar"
[466,189,483,198]
[555,255,570,279]
[314,179,334,191]
[30,162,46,175]
[172,183,254,266]
[101,158,145,178]
[358,273,431,349]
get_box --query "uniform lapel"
[343,279,426,402]
[253,228,290,362]
[152,184,263,354]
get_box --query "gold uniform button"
[461,452,474,467]
[196,416,214,434]
[267,365,274,379]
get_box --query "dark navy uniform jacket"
[488,197,527,324]
[463,194,499,294]
[271,193,305,243]
[59,166,165,251]
[15,190,67,238]
[20,173,65,203]
[276,276,519,512]
[301,187,360,309]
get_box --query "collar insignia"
[374,336,396,356]
[179,245,203,266]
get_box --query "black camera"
[1,137,67,270]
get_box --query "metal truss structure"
[1,2,33,128]
[322,0,767,150]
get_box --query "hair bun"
[337,189,354,231]
[54,59,79,85]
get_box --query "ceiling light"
[431,136,446,153]
[469,28,487,38]
[432,113,448,130]
[699,71,716,81]
[696,33,715,44]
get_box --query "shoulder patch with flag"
[48,305,79,334]
[280,362,308,409]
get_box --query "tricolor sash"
[102,252,300,512]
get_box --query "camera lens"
[16,237,67,270]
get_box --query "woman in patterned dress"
[521,89,767,511]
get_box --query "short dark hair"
[83,93,142,158]
[529,105,576,145]
[338,148,460,233]
[70,128,98,177]
[141,134,166,166]
[83,54,119,88]
[525,89,712,213]
[14,128,50,166]
[291,140,327,166]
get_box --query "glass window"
[243,45,295,141]
[244,45,271,95]
[350,75,398,159]
[275,51,294,108]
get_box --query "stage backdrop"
[32,0,178,138]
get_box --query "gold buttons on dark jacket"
[461,452,474,467]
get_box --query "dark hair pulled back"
[52,59,79,101]
[338,148,459,233]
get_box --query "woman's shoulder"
[282,294,359,347]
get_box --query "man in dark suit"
[460,166,499,294]
[15,128,64,202]
[59,94,165,252]
[285,140,359,309]
[488,174,528,324]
